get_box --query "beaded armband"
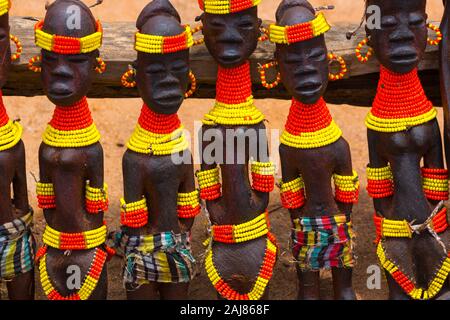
[422,168,449,201]
[40,247,107,300]
[135,25,193,54]
[177,190,201,218]
[36,182,56,209]
[279,177,305,209]
[35,20,103,54]
[0,0,10,16]
[205,236,277,300]
[210,211,270,244]
[197,167,222,201]
[198,0,261,14]
[0,120,22,152]
[42,224,107,250]
[366,165,394,199]
[251,161,275,193]
[85,182,108,214]
[120,197,148,228]
[333,170,359,204]
[269,12,330,45]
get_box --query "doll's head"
[38,0,100,106]
[199,0,262,68]
[365,0,427,74]
[273,0,329,104]
[135,0,190,115]
[0,1,11,88]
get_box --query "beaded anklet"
[203,61,265,126]
[366,165,394,199]
[127,105,188,156]
[42,224,107,250]
[120,197,148,228]
[205,236,277,300]
[39,246,107,300]
[43,97,101,148]
[197,167,222,200]
[422,168,449,201]
[279,177,305,209]
[366,67,437,133]
[177,190,201,218]
[251,161,275,193]
[0,92,23,152]
[333,170,359,204]
[280,98,342,149]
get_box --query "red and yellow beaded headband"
[269,12,330,45]
[135,25,194,54]
[34,19,103,54]
[198,0,261,14]
[0,0,10,16]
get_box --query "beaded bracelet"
[177,190,201,219]
[85,182,109,214]
[269,12,330,45]
[42,224,107,250]
[333,170,359,204]
[39,247,107,300]
[251,161,275,193]
[422,168,449,201]
[35,20,103,54]
[198,0,261,14]
[205,236,277,300]
[120,197,148,228]
[197,167,222,201]
[36,181,56,209]
[279,177,305,209]
[135,25,193,54]
[366,165,394,199]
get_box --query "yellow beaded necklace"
[0,120,22,152]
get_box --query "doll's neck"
[49,97,94,131]
[139,104,181,134]
[0,91,9,127]
[285,97,333,135]
[215,61,253,105]
[371,66,433,118]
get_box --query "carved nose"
[389,26,416,43]
[51,61,73,79]
[296,66,317,77]
[217,26,244,44]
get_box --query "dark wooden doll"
[362,0,450,300]
[33,0,112,300]
[269,0,358,300]
[113,0,199,300]
[0,0,35,300]
[197,0,277,300]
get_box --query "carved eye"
[146,64,165,74]
[238,20,254,29]
[409,14,425,26]
[310,50,326,61]
[381,16,397,28]
[0,32,7,41]
[172,61,188,73]
[67,55,89,63]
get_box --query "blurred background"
[3,0,446,300]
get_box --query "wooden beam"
[2,17,442,106]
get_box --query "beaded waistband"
[42,224,107,250]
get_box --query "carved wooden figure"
[33,0,112,300]
[113,0,199,300]
[269,0,358,300]
[197,0,278,300]
[363,0,450,300]
[0,0,35,300]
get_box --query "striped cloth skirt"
[291,214,355,271]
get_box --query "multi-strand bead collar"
[0,0,10,16]
[127,105,188,155]
[280,97,342,149]
[366,66,437,133]
[0,91,22,152]
[42,97,101,148]
[203,61,264,126]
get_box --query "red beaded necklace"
[138,105,181,135]
[284,97,332,135]
[49,97,93,131]
[216,61,253,105]
[0,91,9,127]
[371,66,433,119]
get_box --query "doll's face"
[276,36,328,104]
[201,7,261,68]
[40,1,97,106]
[136,50,189,115]
[367,0,427,74]
[0,13,11,89]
